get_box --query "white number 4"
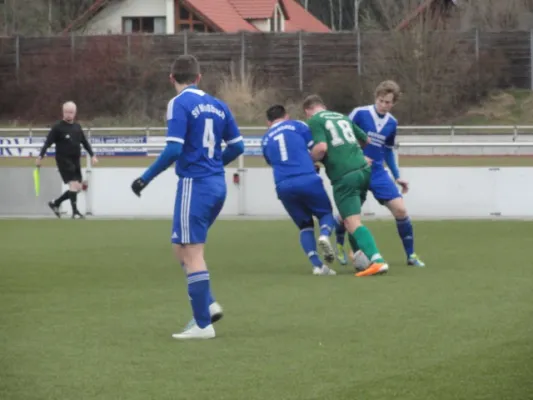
[203,118,215,158]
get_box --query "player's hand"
[35,157,42,167]
[364,156,373,166]
[131,177,147,197]
[396,178,409,194]
[91,156,99,165]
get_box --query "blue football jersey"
[348,105,397,170]
[166,86,242,179]
[261,119,316,185]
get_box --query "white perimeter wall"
[84,0,167,35]
[64,167,533,219]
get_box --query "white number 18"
[325,120,357,147]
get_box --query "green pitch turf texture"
[2,155,533,168]
[1,219,532,400]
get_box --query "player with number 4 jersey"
[303,94,388,277]
[261,105,336,276]
[130,55,245,340]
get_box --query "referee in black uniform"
[36,101,98,219]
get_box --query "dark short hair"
[302,94,325,110]
[266,104,287,122]
[171,55,200,84]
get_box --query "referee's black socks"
[53,190,70,207]
[68,191,79,213]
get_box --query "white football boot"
[312,265,337,276]
[317,235,335,263]
[172,323,215,340]
[176,302,223,340]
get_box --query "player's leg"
[371,171,425,267]
[68,161,84,218]
[334,170,388,277]
[333,214,359,265]
[48,160,72,218]
[277,185,335,275]
[304,176,336,263]
[170,177,226,340]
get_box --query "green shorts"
[332,167,371,219]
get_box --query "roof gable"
[282,0,330,32]
[228,0,278,19]
[182,0,258,32]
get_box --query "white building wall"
[83,0,168,35]
[249,19,271,32]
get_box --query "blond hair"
[375,80,401,103]
[302,94,325,110]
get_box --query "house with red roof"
[69,0,330,35]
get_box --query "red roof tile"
[182,0,258,32]
[228,0,277,19]
[282,0,330,32]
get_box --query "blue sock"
[183,262,214,305]
[300,228,323,268]
[335,217,346,246]
[187,271,211,329]
[396,217,414,258]
[318,213,335,237]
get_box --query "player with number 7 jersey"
[303,94,388,277]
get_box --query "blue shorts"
[369,167,401,204]
[172,175,226,244]
[276,174,333,229]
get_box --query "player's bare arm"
[311,142,327,161]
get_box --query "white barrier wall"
[66,167,533,219]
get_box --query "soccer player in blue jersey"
[261,105,336,276]
[130,55,245,340]
[336,81,425,267]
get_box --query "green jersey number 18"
[325,120,358,147]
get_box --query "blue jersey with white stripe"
[348,105,397,170]
[261,119,316,185]
[166,86,242,179]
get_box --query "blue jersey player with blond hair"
[131,55,245,340]
[261,105,337,276]
[335,80,425,267]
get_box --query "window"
[175,3,214,32]
[123,17,166,34]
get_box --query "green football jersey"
[307,110,369,183]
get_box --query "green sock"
[348,234,359,253]
[352,226,385,263]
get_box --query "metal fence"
[1,30,532,90]
[2,125,533,139]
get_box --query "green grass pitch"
[1,219,533,400]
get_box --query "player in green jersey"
[303,94,388,277]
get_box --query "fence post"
[530,29,533,91]
[70,33,75,63]
[298,31,303,92]
[15,36,20,83]
[475,29,479,61]
[126,35,132,81]
[184,29,188,55]
[356,30,361,76]
[240,31,246,83]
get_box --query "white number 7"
[203,118,215,158]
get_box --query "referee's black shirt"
[39,120,94,159]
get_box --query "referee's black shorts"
[56,157,82,184]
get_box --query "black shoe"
[48,201,61,218]
[72,212,85,219]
